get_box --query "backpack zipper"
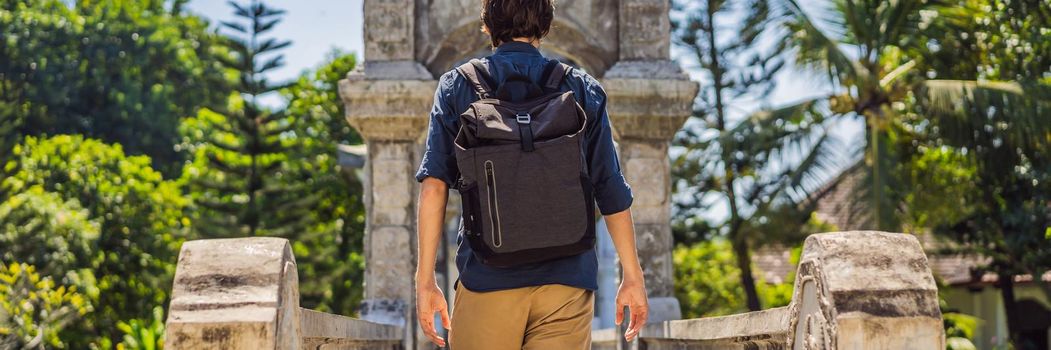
[484,160,502,248]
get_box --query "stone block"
[370,145,414,226]
[618,0,671,61]
[602,78,698,142]
[165,238,301,350]
[788,231,944,349]
[414,0,619,77]
[637,306,791,349]
[635,223,675,298]
[338,79,436,142]
[301,308,403,349]
[364,226,415,300]
[364,0,415,61]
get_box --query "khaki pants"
[449,282,594,350]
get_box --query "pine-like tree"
[181,0,315,238]
[671,0,840,312]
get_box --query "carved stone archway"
[339,1,698,348]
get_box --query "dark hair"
[481,0,555,48]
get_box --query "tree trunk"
[732,235,762,311]
[703,0,762,313]
[999,272,1023,347]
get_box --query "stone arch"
[419,18,616,77]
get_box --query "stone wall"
[163,231,944,349]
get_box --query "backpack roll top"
[452,58,597,267]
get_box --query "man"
[413,0,649,348]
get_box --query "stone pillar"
[600,0,698,328]
[603,78,698,324]
[339,76,436,350]
[346,3,444,349]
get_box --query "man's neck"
[510,37,541,48]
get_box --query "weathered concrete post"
[602,0,699,324]
[165,238,303,349]
[164,237,405,349]
[339,2,437,349]
[788,231,945,349]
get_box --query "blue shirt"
[414,41,633,292]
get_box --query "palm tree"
[775,0,1048,231]
[778,1,1050,346]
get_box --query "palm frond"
[918,80,1051,152]
[782,0,861,83]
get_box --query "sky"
[184,0,365,85]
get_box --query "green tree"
[116,306,165,350]
[1,135,188,346]
[180,0,315,239]
[0,0,230,175]
[778,0,1049,232]
[672,0,840,311]
[673,239,746,317]
[282,51,366,316]
[0,186,99,281]
[673,239,801,318]
[0,262,91,349]
[782,0,1049,345]
[909,1,1051,346]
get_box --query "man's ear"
[481,24,490,35]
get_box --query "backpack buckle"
[515,112,531,124]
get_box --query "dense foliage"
[0,0,229,176]
[673,239,797,318]
[281,51,366,315]
[0,0,368,345]
[0,263,91,349]
[179,0,313,239]
[672,0,1048,346]
[2,135,188,346]
[912,1,1051,346]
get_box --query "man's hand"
[605,209,649,342]
[416,281,451,347]
[615,277,649,342]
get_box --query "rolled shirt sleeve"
[581,75,634,215]
[414,71,461,186]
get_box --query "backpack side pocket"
[457,181,484,240]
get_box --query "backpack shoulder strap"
[456,59,497,99]
[540,61,570,91]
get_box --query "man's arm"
[415,177,451,347]
[605,208,649,342]
[413,70,462,348]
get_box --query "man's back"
[416,41,634,293]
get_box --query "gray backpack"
[453,59,596,267]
